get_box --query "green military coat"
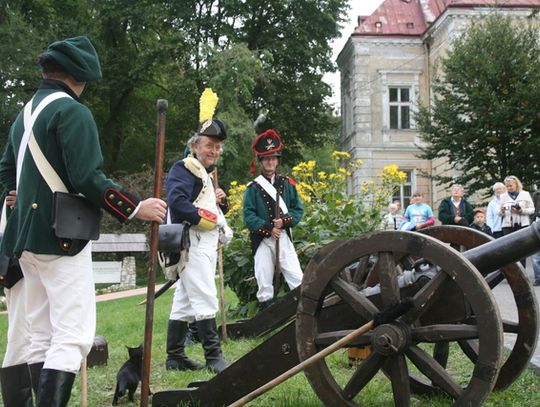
[243,174,303,255]
[0,80,138,256]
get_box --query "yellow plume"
[199,88,219,123]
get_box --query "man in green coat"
[437,184,474,226]
[0,36,166,407]
[243,129,303,309]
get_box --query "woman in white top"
[499,175,534,232]
[499,175,534,266]
[486,182,506,238]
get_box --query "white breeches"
[17,243,96,373]
[2,278,30,367]
[170,228,219,322]
[254,233,303,302]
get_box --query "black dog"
[112,344,143,405]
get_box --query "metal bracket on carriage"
[359,262,438,297]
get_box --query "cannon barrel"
[464,222,540,273]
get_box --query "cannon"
[152,224,539,406]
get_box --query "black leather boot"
[165,320,204,371]
[36,368,75,407]
[0,363,33,407]
[29,362,44,397]
[184,321,200,346]
[259,298,275,310]
[197,318,229,373]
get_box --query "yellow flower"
[331,151,351,160]
[338,167,352,176]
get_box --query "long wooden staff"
[80,357,87,407]
[140,99,168,407]
[273,174,281,295]
[212,169,228,341]
[228,299,414,407]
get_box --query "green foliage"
[0,0,347,184]
[222,154,406,310]
[416,14,540,194]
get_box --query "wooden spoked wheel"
[296,231,503,406]
[420,225,539,391]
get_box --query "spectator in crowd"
[438,184,474,226]
[399,192,435,231]
[486,182,506,238]
[470,208,492,236]
[499,175,534,234]
[393,199,403,215]
[381,202,403,230]
[499,175,534,267]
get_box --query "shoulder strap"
[17,92,72,190]
[254,174,288,213]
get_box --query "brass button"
[109,194,115,199]
[118,201,123,206]
[63,242,69,248]
[31,203,38,209]
[126,208,132,213]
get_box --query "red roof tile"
[355,0,540,37]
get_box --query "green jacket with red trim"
[0,80,139,256]
[243,174,303,255]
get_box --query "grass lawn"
[1,286,540,406]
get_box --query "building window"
[389,87,411,129]
[392,169,413,208]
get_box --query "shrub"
[222,152,406,314]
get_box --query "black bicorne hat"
[197,118,227,140]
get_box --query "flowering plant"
[222,152,406,313]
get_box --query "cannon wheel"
[296,231,503,407]
[420,225,539,391]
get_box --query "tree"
[416,15,540,194]
[0,0,347,183]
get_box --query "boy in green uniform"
[243,129,303,309]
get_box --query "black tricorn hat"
[197,119,227,140]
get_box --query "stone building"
[337,0,540,209]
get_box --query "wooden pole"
[212,169,228,340]
[228,297,414,407]
[228,320,375,407]
[273,175,281,296]
[140,99,168,407]
[80,358,87,407]
[217,242,227,340]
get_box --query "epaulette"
[246,181,256,188]
[287,176,297,187]
[183,157,205,179]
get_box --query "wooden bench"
[92,233,148,288]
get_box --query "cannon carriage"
[152,224,539,406]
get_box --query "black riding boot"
[0,363,33,407]
[165,320,204,371]
[36,368,75,407]
[29,362,44,397]
[184,321,200,346]
[197,318,229,373]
